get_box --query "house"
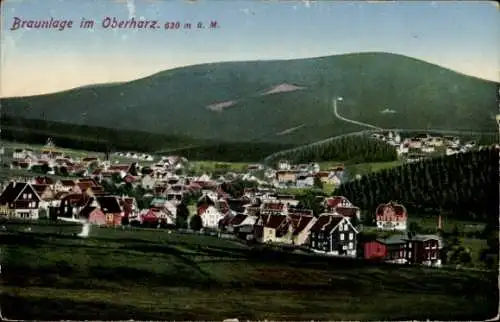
[141,207,175,226]
[296,174,314,188]
[363,234,409,264]
[406,234,443,267]
[0,181,41,219]
[120,196,139,218]
[323,196,353,212]
[333,207,361,222]
[288,214,317,246]
[363,233,443,267]
[79,206,107,226]
[198,200,230,229]
[261,202,286,215]
[86,196,124,226]
[277,160,291,170]
[58,193,90,218]
[276,170,297,184]
[254,214,291,244]
[106,164,135,178]
[54,180,78,193]
[31,184,57,210]
[375,201,408,231]
[308,214,358,257]
[421,145,435,153]
[141,174,156,190]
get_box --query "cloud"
[303,0,311,8]
[240,8,250,15]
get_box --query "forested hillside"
[266,135,398,165]
[336,147,499,222]
[2,52,497,145]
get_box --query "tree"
[121,215,130,226]
[407,222,421,235]
[313,176,324,190]
[176,202,190,229]
[189,214,203,231]
[448,225,460,246]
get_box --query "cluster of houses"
[1,144,446,267]
[372,131,477,162]
[0,171,443,267]
[271,160,347,189]
[8,144,350,191]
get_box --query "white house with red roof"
[375,201,408,231]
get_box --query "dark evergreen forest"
[335,147,499,222]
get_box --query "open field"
[0,221,497,321]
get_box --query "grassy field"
[0,221,497,321]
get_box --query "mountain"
[1,52,497,146]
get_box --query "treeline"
[266,135,398,165]
[173,142,295,162]
[1,116,293,161]
[1,115,196,152]
[336,147,499,222]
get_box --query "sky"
[0,0,498,97]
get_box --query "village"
[0,141,447,268]
[371,131,478,162]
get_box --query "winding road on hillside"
[332,98,383,130]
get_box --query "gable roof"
[258,214,288,229]
[0,182,29,204]
[310,214,343,233]
[95,196,122,213]
[324,196,351,208]
[375,201,407,217]
[289,214,315,236]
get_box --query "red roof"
[324,196,351,208]
[375,201,407,218]
[334,207,359,218]
[258,214,288,229]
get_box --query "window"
[339,225,343,232]
[349,233,353,240]
[28,193,32,199]
[409,243,412,249]
[348,242,353,250]
[23,193,27,199]
[344,224,348,231]
[340,233,344,241]
[408,251,412,257]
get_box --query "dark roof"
[229,214,248,226]
[258,214,288,229]
[376,234,407,245]
[80,206,98,219]
[289,214,315,235]
[310,214,343,233]
[227,198,250,213]
[96,196,122,213]
[0,182,28,204]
